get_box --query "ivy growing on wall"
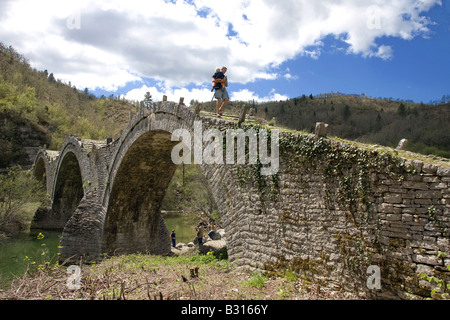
[278,132,411,221]
[233,123,280,201]
[277,131,415,280]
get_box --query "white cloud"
[125,85,288,105]
[231,89,289,103]
[124,85,216,105]
[283,68,299,81]
[0,0,442,98]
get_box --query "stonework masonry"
[33,101,449,299]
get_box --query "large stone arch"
[101,105,208,256]
[102,130,178,255]
[57,102,243,261]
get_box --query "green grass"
[242,272,268,289]
[98,251,229,272]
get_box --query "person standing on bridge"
[214,66,229,117]
[171,230,176,248]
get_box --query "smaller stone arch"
[32,137,87,230]
[33,148,49,188]
[34,157,46,185]
[30,148,53,230]
[51,151,84,229]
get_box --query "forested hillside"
[215,92,450,159]
[0,43,136,169]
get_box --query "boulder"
[217,229,226,239]
[199,239,227,254]
[176,243,186,249]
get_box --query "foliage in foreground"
[1,249,351,300]
[0,166,48,234]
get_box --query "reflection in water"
[162,211,198,245]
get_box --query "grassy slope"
[1,251,350,300]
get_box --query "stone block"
[402,181,429,190]
[423,176,440,183]
[402,214,413,222]
[405,160,423,174]
[386,213,401,221]
[416,190,442,199]
[437,166,450,177]
[384,193,403,204]
[314,122,329,140]
[396,139,408,150]
[413,254,442,266]
[422,163,437,174]
[430,182,447,190]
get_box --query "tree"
[342,105,351,121]
[47,73,56,83]
[143,91,153,109]
[398,103,406,117]
[0,166,48,229]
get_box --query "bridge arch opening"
[102,130,180,255]
[51,151,84,230]
[34,157,46,186]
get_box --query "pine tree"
[398,103,406,117]
[143,92,153,109]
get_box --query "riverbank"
[0,249,352,300]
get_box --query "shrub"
[0,166,48,231]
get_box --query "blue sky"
[0,0,448,104]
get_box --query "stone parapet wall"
[226,131,450,299]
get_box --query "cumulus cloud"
[0,0,442,99]
[231,89,289,103]
[124,84,215,104]
[125,85,288,104]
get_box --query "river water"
[0,212,197,289]
[0,229,61,289]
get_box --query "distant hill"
[210,93,450,159]
[0,43,136,169]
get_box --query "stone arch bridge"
[33,100,450,299]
